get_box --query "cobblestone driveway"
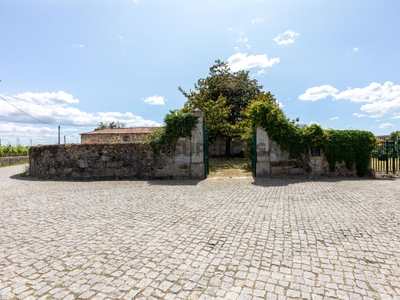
[1,165,400,300]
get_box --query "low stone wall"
[255,127,360,178]
[30,110,206,180]
[29,142,205,180]
[0,156,29,167]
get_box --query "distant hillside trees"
[94,121,126,131]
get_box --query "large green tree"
[180,60,263,155]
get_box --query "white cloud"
[142,95,165,105]
[0,92,161,145]
[300,81,400,103]
[298,85,339,101]
[329,117,339,120]
[15,91,80,106]
[309,121,319,125]
[0,92,158,128]
[257,69,266,76]
[359,97,400,118]
[353,113,367,118]
[227,52,279,72]
[236,37,248,43]
[333,82,400,103]
[353,47,359,52]
[73,44,84,48]
[0,123,63,145]
[273,30,299,46]
[251,18,264,24]
[378,123,394,129]
[299,81,400,118]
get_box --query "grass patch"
[20,164,30,177]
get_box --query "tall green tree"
[180,60,263,155]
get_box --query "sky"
[1,0,400,146]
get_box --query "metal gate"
[251,129,257,177]
[371,138,400,174]
[203,121,209,177]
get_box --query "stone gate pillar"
[188,108,205,179]
[256,126,271,178]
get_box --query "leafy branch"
[144,110,198,153]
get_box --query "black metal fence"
[371,138,400,174]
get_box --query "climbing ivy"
[144,110,198,153]
[246,99,378,177]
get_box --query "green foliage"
[144,110,198,152]
[247,99,378,177]
[180,60,262,150]
[389,130,400,141]
[0,144,29,156]
[247,95,306,158]
[94,121,126,131]
[324,130,377,176]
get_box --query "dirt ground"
[208,157,252,178]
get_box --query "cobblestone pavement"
[1,165,400,300]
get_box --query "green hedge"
[0,144,29,157]
[247,100,378,177]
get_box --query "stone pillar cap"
[188,108,205,118]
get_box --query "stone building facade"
[80,127,158,144]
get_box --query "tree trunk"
[225,139,231,157]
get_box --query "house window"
[123,135,130,142]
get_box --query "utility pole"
[58,125,61,144]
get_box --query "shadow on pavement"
[9,173,204,186]
[251,175,397,187]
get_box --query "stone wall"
[255,126,360,178]
[30,110,206,180]
[0,156,29,167]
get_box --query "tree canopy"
[389,130,400,141]
[180,60,264,155]
[94,121,126,131]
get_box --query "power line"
[0,96,51,125]
[313,111,356,123]
[336,115,369,128]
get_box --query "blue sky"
[1,0,400,145]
